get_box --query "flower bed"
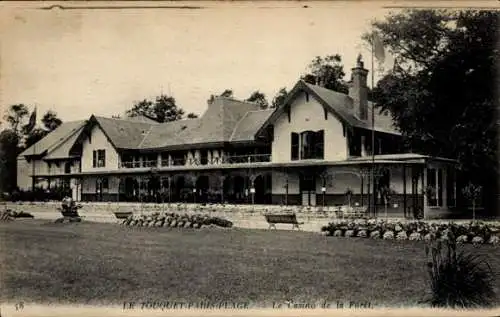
[321,219,500,245]
[122,212,233,229]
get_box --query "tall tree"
[302,54,349,93]
[4,104,29,134]
[368,10,499,213]
[246,90,269,109]
[126,95,190,123]
[271,87,288,108]
[41,110,62,131]
[0,129,20,194]
[24,128,49,149]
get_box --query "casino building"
[17,58,458,218]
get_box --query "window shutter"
[93,151,97,168]
[291,132,299,160]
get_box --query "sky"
[0,1,399,124]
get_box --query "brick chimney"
[349,54,369,120]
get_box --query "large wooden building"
[17,58,458,218]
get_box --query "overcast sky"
[1,1,399,123]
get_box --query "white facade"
[272,91,347,163]
[81,125,120,172]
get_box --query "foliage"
[208,89,234,104]
[126,94,193,123]
[122,212,233,229]
[462,182,483,220]
[24,128,49,149]
[0,130,20,193]
[3,104,29,134]
[321,218,500,246]
[302,54,349,93]
[425,234,496,308]
[220,89,233,98]
[41,110,62,131]
[271,87,288,108]
[368,10,499,212]
[246,90,269,109]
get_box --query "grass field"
[1,220,499,307]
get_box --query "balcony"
[120,160,156,169]
[120,154,271,169]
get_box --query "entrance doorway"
[300,174,316,206]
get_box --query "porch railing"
[120,154,272,169]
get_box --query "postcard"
[0,1,499,316]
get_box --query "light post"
[250,187,255,205]
[321,186,326,207]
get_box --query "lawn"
[1,220,499,307]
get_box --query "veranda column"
[435,168,440,207]
[249,173,257,207]
[442,167,448,209]
[422,167,428,219]
[285,170,289,206]
[219,174,226,204]
[403,165,407,218]
[168,175,172,205]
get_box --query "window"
[291,133,299,160]
[300,131,314,159]
[200,150,208,165]
[93,149,106,168]
[314,130,324,159]
[446,167,456,207]
[427,168,437,206]
[64,162,71,174]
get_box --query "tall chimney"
[349,54,369,120]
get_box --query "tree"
[0,129,20,194]
[462,183,482,220]
[41,110,62,131]
[208,89,234,104]
[246,90,269,109]
[126,95,189,123]
[271,87,288,108]
[302,54,349,93]
[220,89,233,98]
[368,10,498,214]
[24,128,49,149]
[4,104,29,134]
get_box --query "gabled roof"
[257,80,400,136]
[44,125,85,160]
[19,120,86,157]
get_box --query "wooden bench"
[337,206,368,218]
[264,214,304,230]
[114,211,133,220]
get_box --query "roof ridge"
[137,125,155,148]
[229,110,252,142]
